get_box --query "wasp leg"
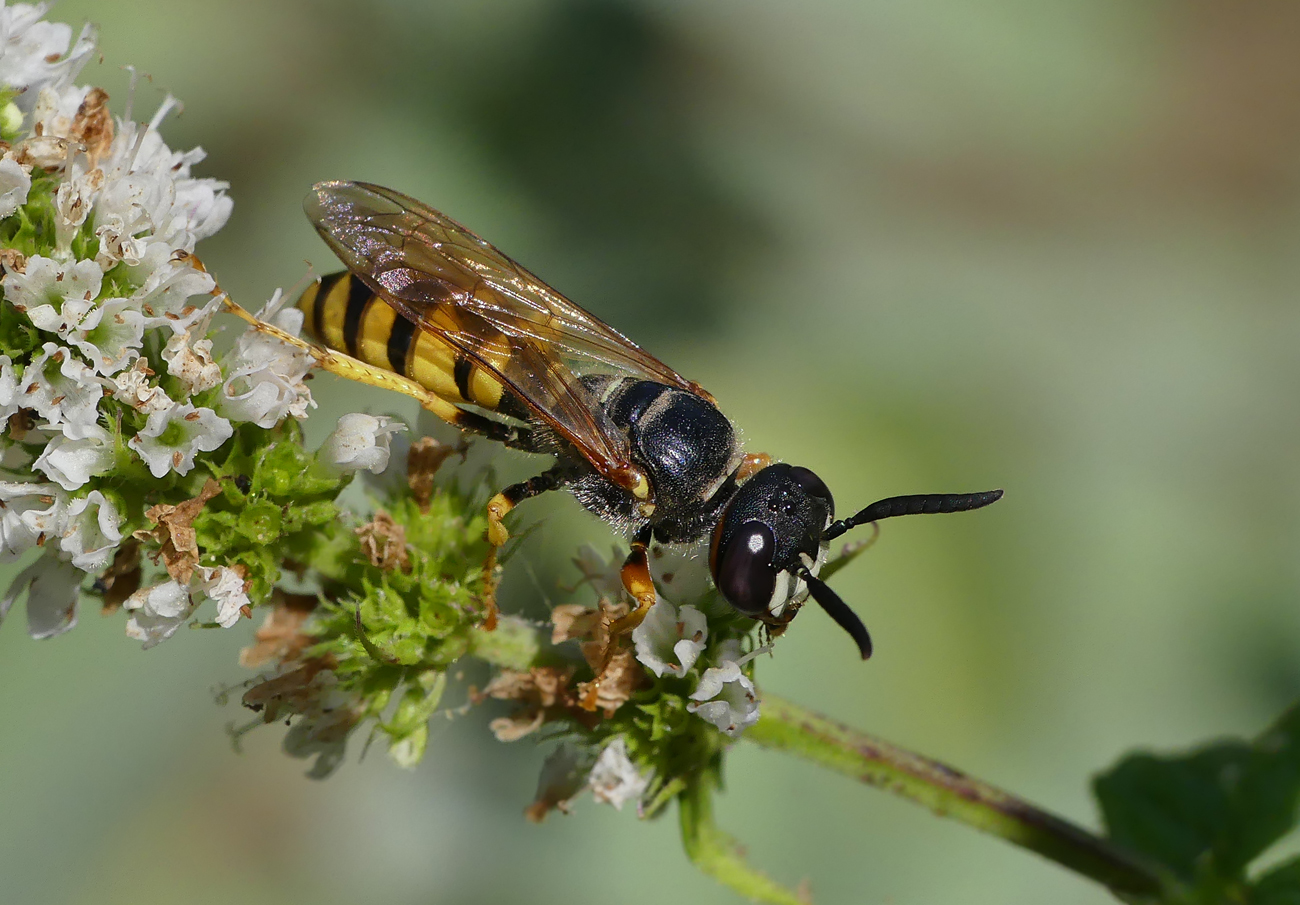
[482,467,572,630]
[737,451,773,480]
[578,526,656,711]
[608,526,657,635]
[452,409,537,452]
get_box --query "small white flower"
[218,290,315,427]
[94,214,146,268]
[588,738,649,811]
[128,401,233,478]
[3,255,100,334]
[30,82,88,143]
[26,291,95,337]
[687,640,762,738]
[59,489,121,571]
[18,342,109,438]
[0,551,82,639]
[33,423,113,490]
[123,580,194,648]
[93,170,164,249]
[0,8,96,113]
[319,413,406,474]
[162,324,221,395]
[111,357,173,414]
[116,242,213,327]
[53,154,103,250]
[195,565,248,628]
[0,353,19,421]
[631,598,708,678]
[0,480,65,560]
[0,154,31,217]
[69,297,144,375]
[172,174,233,245]
[93,94,232,257]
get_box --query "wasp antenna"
[799,569,873,660]
[824,489,1003,541]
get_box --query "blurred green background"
[4,0,1300,902]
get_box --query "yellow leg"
[607,544,657,636]
[480,469,569,633]
[580,533,657,711]
[478,491,516,633]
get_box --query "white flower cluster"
[0,5,318,644]
[632,598,762,737]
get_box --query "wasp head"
[710,463,1003,660]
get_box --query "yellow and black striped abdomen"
[297,272,507,411]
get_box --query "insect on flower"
[222,181,1002,661]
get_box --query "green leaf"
[1094,702,1300,887]
[1253,856,1300,905]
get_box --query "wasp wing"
[305,180,706,492]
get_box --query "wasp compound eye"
[713,520,778,617]
[786,465,833,505]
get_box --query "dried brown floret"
[550,602,601,644]
[239,591,317,669]
[0,248,26,274]
[489,708,546,743]
[549,599,648,716]
[355,510,411,572]
[483,665,587,741]
[406,436,456,511]
[132,477,222,582]
[70,87,113,164]
[577,646,642,718]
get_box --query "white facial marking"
[766,569,791,617]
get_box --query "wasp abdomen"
[297,272,508,412]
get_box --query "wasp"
[228,181,1001,659]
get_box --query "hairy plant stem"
[745,694,1167,902]
[678,771,807,905]
[465,622,1168,901]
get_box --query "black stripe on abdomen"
[453,354,473,401]
[312,273,344,341]
[342,277,372,357]
[387,313,416,375]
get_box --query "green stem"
[746,694,1166,902]
[678,771,807,905]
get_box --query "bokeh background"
[4,1,1300,902]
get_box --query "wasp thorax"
[710,463,834,618]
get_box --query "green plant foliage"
[1254,858,1300,905]
[1095,703,1300,902]
[302,490,490,760]
[192,422,348,603]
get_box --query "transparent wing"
[305,180,709,492]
